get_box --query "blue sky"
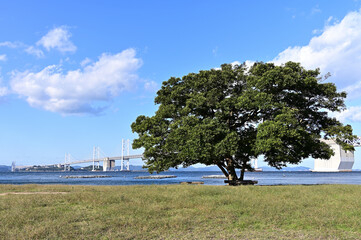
[1,0,361,168]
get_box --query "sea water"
[1,171,361,185]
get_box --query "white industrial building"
[313,139,355,172]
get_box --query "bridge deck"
[61,154,144,166]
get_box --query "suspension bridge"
[62,139,144,172]
[13,139,143,172]
[11,137,361,172]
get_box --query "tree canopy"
[131,62,356,184]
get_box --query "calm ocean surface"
[1,171,361,185]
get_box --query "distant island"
[0,165,11,172]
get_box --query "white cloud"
[212,46,218,56]
[326,16,336,25]
[312,29,322,35]
[272,9,361,123]
[0,54,6,61]
[144,81,158,92]
[311,5,321,15]
[0,87,7,97]
[0,40,45,58]
[0,41,43,57]
[213,60,254,71]
[0,76,8,97]
[11,48,142,115]
[80,57,91,67]
[273,10,361,98]
[331,106,361,122]
[231,61,242,66]
[25,46,44,58]
[0,41,23,48]
[36,26,76,53]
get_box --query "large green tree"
[131,62,356,184]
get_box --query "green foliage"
[132,61,356,180]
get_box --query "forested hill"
[0,165,11,172]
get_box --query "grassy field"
[0,184,361,239]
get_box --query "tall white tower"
[313,139,354,172]
[120,139,130,171]
[11,161,16,172]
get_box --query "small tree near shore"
[131,62,356,184]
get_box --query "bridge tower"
[126,139,130,171]
[253,158,263,171]
[313,137,361,172]
[103,157,115,171]
[11,161,16,172]
[92,146,100,171]
[64,153,71,171]
[120,139,130,171]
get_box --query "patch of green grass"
[0,184,361,239]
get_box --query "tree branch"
[216,163,229,178]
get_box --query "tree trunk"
[239,161,246,181]
[226,157,238,183]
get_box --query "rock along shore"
[202,175,227,179]
[60,175,112,179]
[134,175,177,179]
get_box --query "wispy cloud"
[0,41,24,48]
[144,80,158,92]
[0,85,7,96]
[331,106,361,122]
[36,26,76,53]
[10,48,142,115]
[25,46,44,58]
[311,5,321,15]
[80,57,92,67]
[1,26,76,58]
[212,46,218,56]
[0,54,7,61]
[0,76,8,97]
[0,87,7,97]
